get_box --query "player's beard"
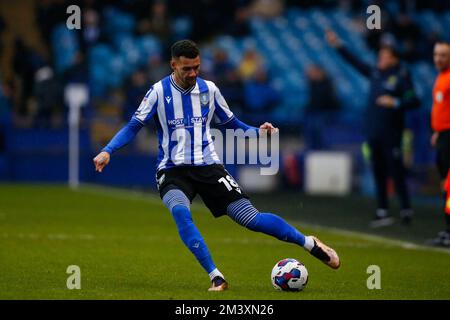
[185,76,196,87]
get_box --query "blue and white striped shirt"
[133,74,235,171]
[102,74,259,171]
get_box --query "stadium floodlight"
[65,84,89,189]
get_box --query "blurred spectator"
[61,52,89,125]
[63,52,89,85]
[147,54,171,85]
[80,8,101,52]
[419,31,442,63]
[33,65,64,128]
[228,5,251,37]
[210,49,244,112]
[35,0,67,49]
[124,69,149,121]
[221,70,245,114]
[303,64,341,150]
[391,14,422,62]
[305,65,340,112]
[136,0,172,56]
[13,39,44,117]
[168,1,238,41]
[248,0,285,18]
[150,0,171,40]
[238,48,264,81]
[243,69,279,121]
[211,49,235,85]
[91,87,126,150]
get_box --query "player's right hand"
[325,30,341,48]
[93,151,110,173]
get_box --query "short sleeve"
[133,86,158,124]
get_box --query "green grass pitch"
[1,184,449,299]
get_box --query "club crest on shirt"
[200,92,209,106]
[436,91,443,103]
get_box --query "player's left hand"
[376,95,397,108]
[259,122,279,135]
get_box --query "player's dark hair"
[379,45,401,59]
[171,40,199,59]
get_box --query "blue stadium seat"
[103,6,135,35]
[51,24,79,73]
[137,36,162,62]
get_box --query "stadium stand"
[0,0,448,190]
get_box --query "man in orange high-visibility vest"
[427,41,450,247]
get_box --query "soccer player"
[326,30,420,228]
[427,40,450,247]
[93,40,340,291]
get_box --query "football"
[271,258,309,291]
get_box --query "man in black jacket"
[326,30,421,227]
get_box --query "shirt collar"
[170,74,196,94]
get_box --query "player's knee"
[162,189,190,212]
[227,198,259,229]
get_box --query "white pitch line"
[1,233,96,240]
[2,229,447,253]
[76,184,450,255]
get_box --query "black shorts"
[436,130,450,179]
[156,164,249,217]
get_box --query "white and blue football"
[271,258,309,291]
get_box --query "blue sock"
[163,190,216,274]
[248,212,306,246]
[227,199,306,247]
